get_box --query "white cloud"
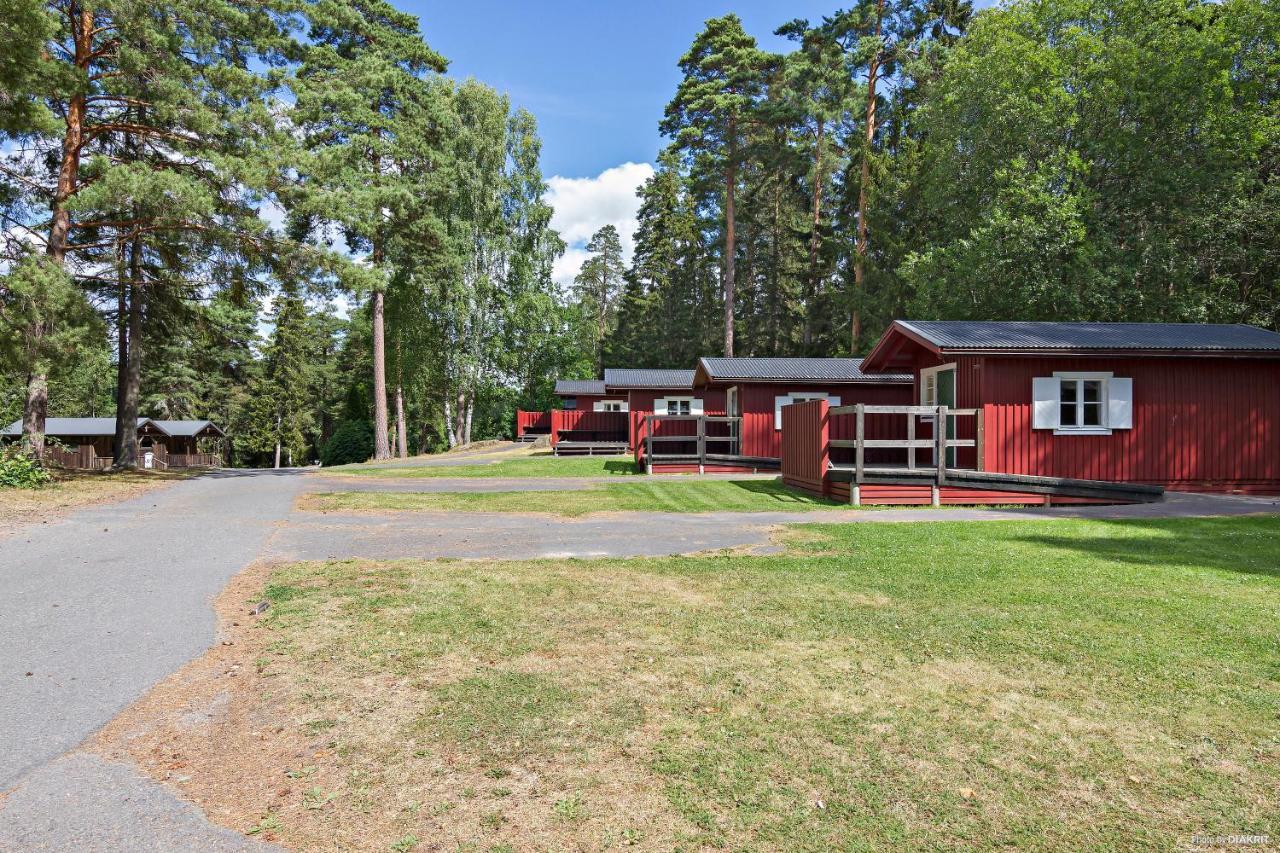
[545,161,654,289]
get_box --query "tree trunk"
[806,118,825,351]
[115,237,144,468]
[371,287,390,459]
[464,397,474,446]
[395,384,408,459]
[22,371,48,460]
[26,3,94,458]
[113,245,130,466]
[852,0,885,354]
[723,129,738,358]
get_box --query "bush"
[320,420,375,467]
[0,445,52,488]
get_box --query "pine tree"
[573,225,625,372]
[662,15,770,357]
[288,0,449,460]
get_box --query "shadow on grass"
[1012,516,1280,579]
[602,460,641,475]
[725,478,838,506]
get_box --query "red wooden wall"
[629,388,726,464]
[780,400,829,494]
[977,356,1280,491]
[550,410,629,447]
[737,381,914,460]
[896,349,1280,492]
[515,409,551,437]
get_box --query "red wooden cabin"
[634,358,913,473]
[858,320,1280,494]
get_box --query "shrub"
[320,420,374,467]
[0,445,52,488]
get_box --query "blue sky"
[405,1,1000,284]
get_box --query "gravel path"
[1,463,1275,849]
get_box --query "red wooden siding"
[516,409,551,437]
[629,388,726,464]
[823,482,1106,506]
[556,393,620,412]
[780,400,829,495]
[977,356,1280,490]
[738,381,913,460]
[550,410,629,447]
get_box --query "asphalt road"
[0,468,307,850]
[1,458,1276,849]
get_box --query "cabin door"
[921,364,957,468]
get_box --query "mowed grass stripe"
[325,454,643,479]
[301,479,846,515]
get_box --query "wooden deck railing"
[167,453,222,468]
[515,409,551,438]
[46,445,110,470]
[640,415,742,472]
[550,409,629,449]
[827,403,984,486]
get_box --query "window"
[726,386,739,417]
[665,397,692,416]
[1058,378,1103,429]
[594,399,627,412]
[774,392,841,430]
[563,398,577,410]
[1032,373,1133,434]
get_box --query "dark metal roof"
[603,368,695,389]
[2,417,156,437]
[899,321,1280,352]
[158,419,224,437]
[1,417,225,437]
[697,357,912,384]
[554,379,606,396]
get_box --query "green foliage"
[320,420,375,467]
[904,0,1280,327]
[0,254,101,379]
[0,444,51,489]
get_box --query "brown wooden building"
[2,417,226,469]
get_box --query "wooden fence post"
[697,415,705,475]
[906,413,916,470]
[975,407,985,472]
[853,403,865,506]
[645,415,653,475]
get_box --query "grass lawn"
[121,516,1280,849]
[301,479,844,516]
[0,469,191,532]
[324,453,642,479]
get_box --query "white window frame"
[1052,371,1113,435]
[660,396,695,416]
[593,399,628,412]
[725,386,739,417]
[774,392,840,430]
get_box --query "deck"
[783,401,1165,506]
[553,440,630,456]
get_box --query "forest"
[2,0,1277,468]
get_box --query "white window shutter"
[1108,378,1133,429]
[654,398,668,416]
[690,398,704,415]
[828,395,841,407]
[1032,377,1059,429]
[593,401,604,412]
[619,401,629,413]
[774,395,793,430]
